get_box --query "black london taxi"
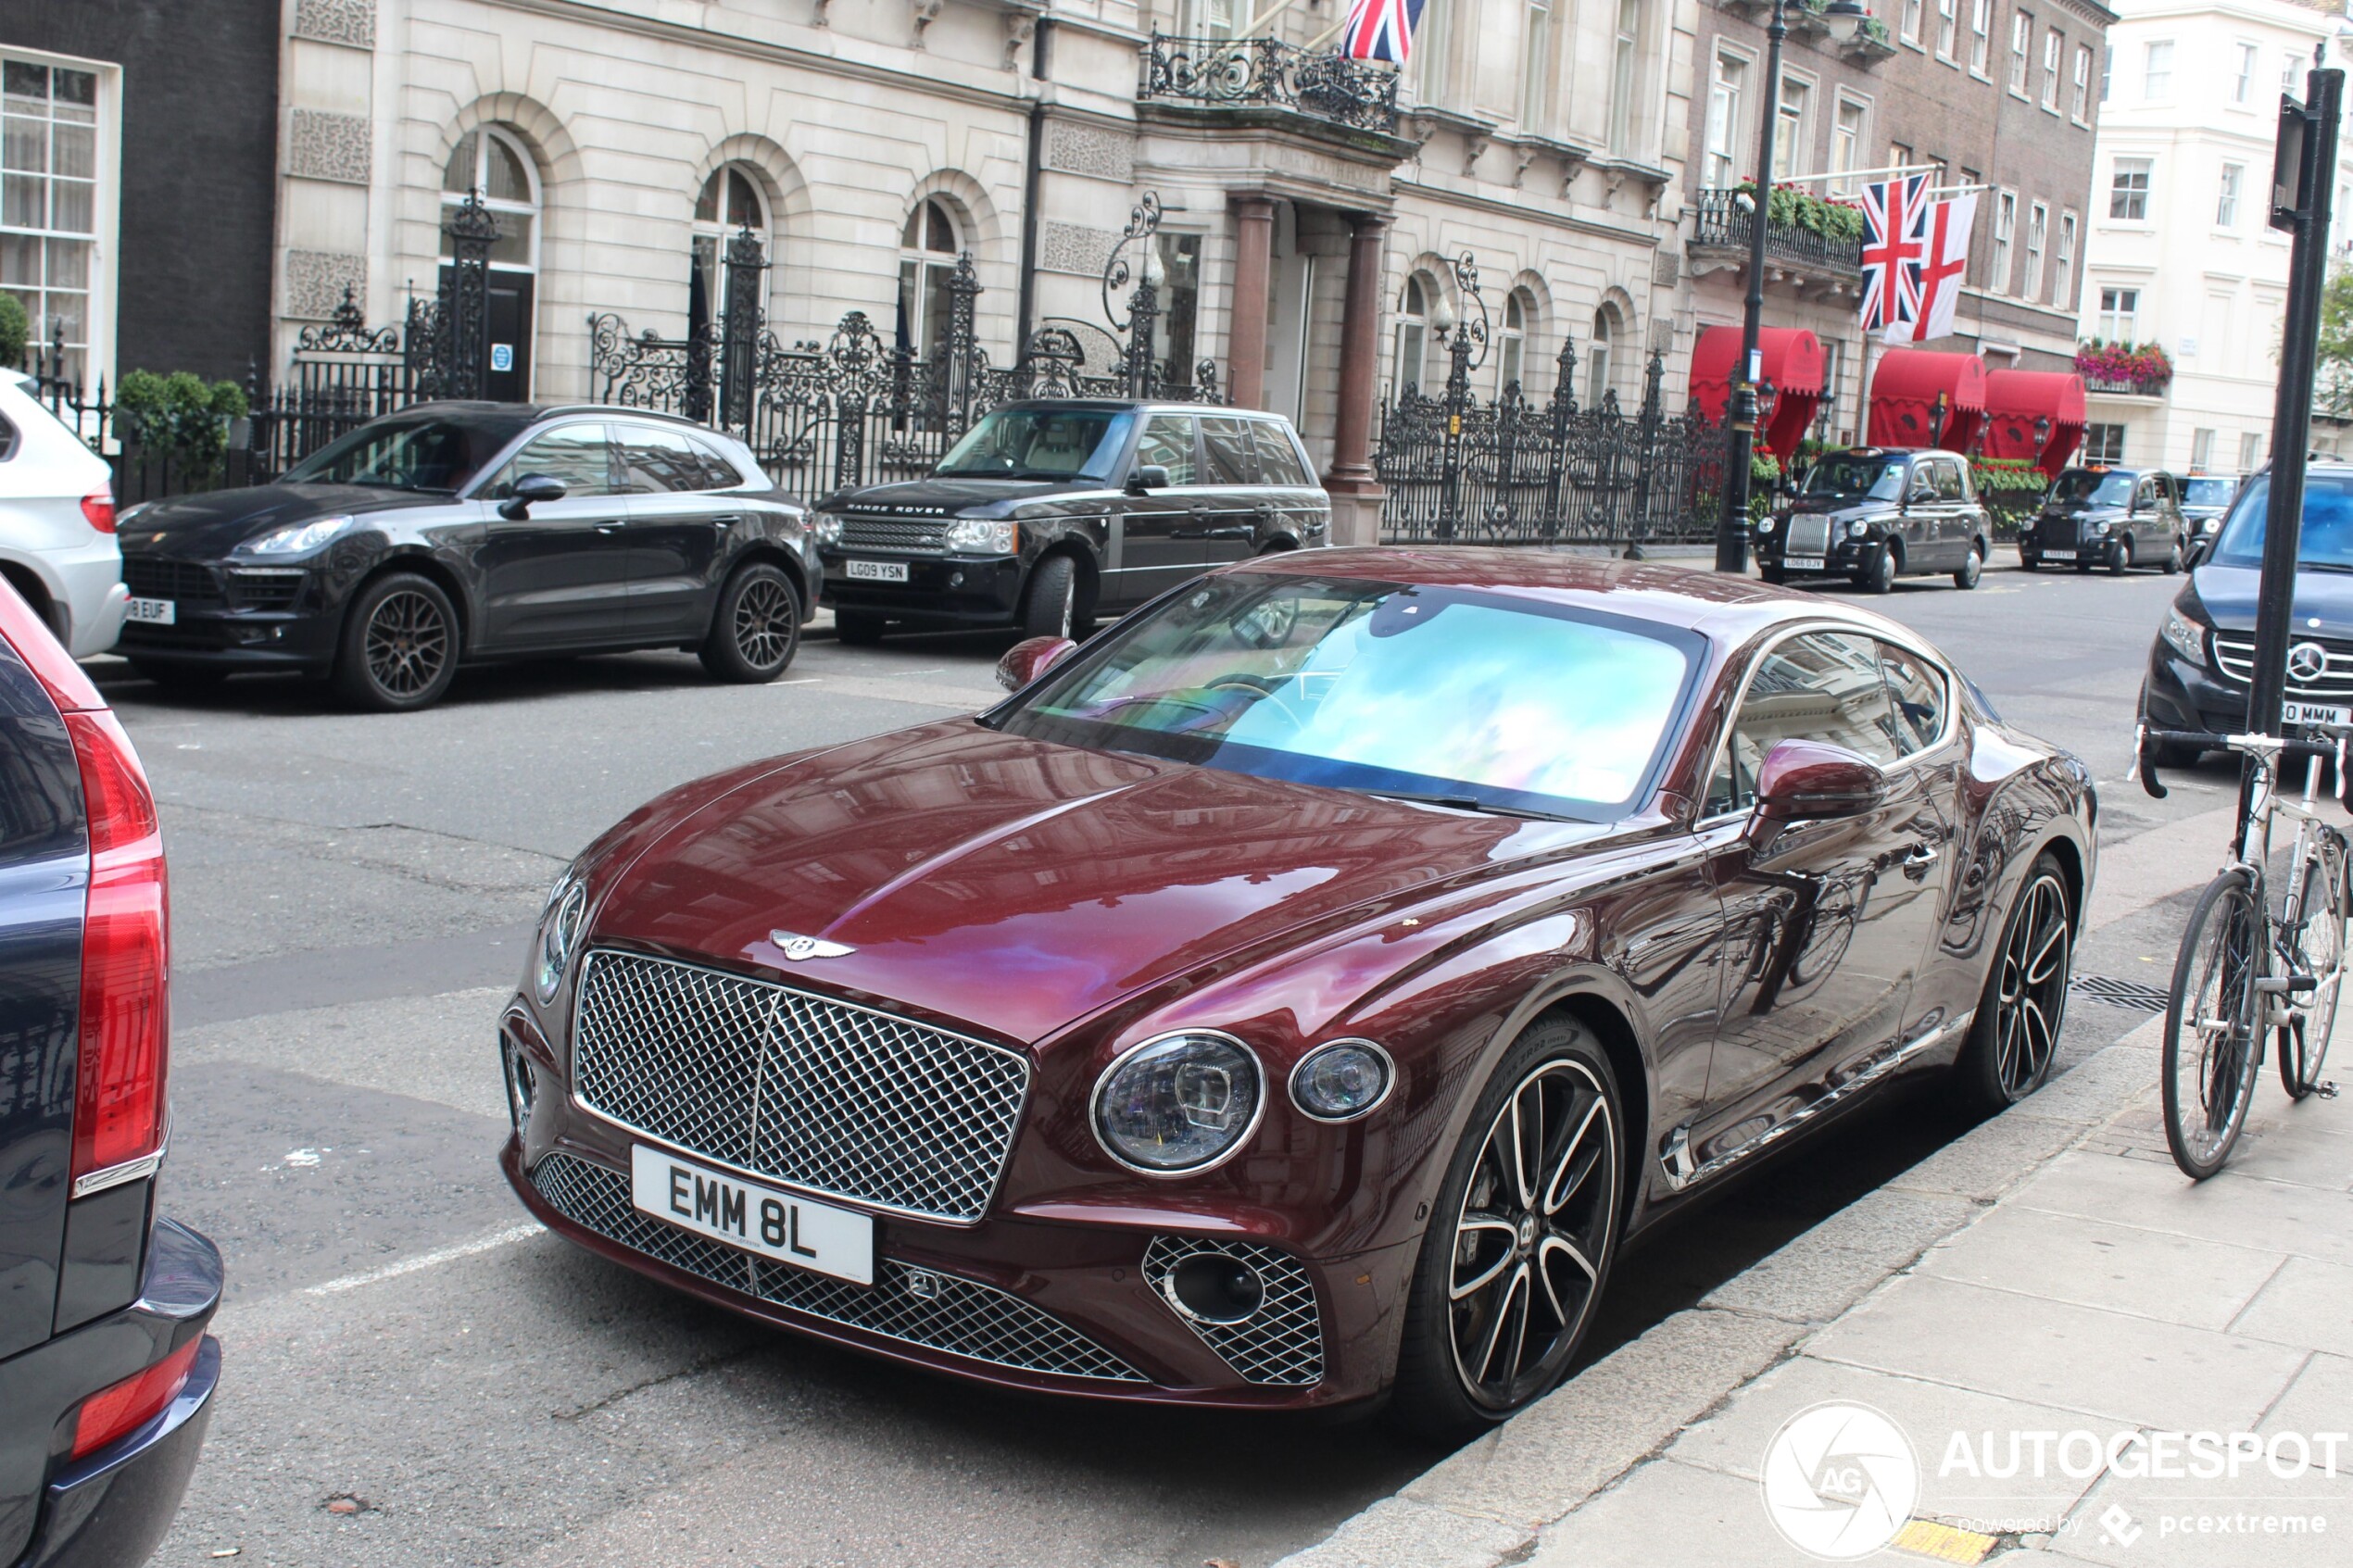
[813,400,1329,642]
[1755,446,1992,593]
[2177,472,2244,562]
[2018,465,2191,575]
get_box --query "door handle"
[1902,844,1941,881]
[596,521,624,534]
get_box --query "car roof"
[991,399,1283,418]
[1817,446,1961,461]
[396,400,718,433]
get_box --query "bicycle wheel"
[2281,851,2346,1101]
[2164,868,2265,1180]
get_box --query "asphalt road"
[106,557,2215,1568]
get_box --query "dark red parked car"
[501,549,2094,1436]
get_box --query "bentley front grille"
[838,516,950,553]
[531,1153,1144,1383]
[2212,632,2353,702]
[570,949,1028,1225]
[1783,514,1833,556]
[1142,1235,1326,1387]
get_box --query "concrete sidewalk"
[1279,1020,2353,1568]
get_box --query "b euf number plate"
[630,1145,875,1285]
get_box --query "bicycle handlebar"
[2135,725,2347,807]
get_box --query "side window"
[1940,459,1968,500]
[1907,461,1936,500]
[485,423,615,500]
[614,424,708,494]
[1954,460,1976,502]
[691,434,748,489]
[1252,420,1313,486]
[1705,632,1906,814]
[1200,416,1263,485]
[1879,643,1951,756]
[1135,414,1199,485]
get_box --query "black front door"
[1112,412,1206,605]
[1195,415,1270,568]
[473,421,638,649]
[437,266,535,402]
[615,420,729,639]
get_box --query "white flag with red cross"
[1884,193,1977,345]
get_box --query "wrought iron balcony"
[1139,33,1400,135]
[1689,187,1862,277]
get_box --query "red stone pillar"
[1227,195,1277,410]
[1324,211,1388,544]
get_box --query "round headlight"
[812,512,843,546]
[1847,520,1871,539]
[1092,1031,1265,1174]
[1755,515,1777,535]
[1290,1039,1395,1123]
[2095,519,2113,535]
[534,877,587,1004]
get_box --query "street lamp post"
[1716,0,1869,572]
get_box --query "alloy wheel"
[1994,872,2070,1097]
[364,588,451,699]
[1448,1060,1616,1411]
[733,577,796,670]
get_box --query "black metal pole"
[1716,0,1787,573]
[2245,66,2342,800]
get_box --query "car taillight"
[66,707,169,1190]
[81,490,116,533]
[70,1336,199,1459]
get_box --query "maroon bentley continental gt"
[498,548,2095,1436]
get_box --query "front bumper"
[112,560,338,672]
[819,551,1026,627]
[2141,637,2253,733]
[1756,531,1874,575]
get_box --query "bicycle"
[2136,726,2349,1179]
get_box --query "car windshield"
[934,408,1135,482]
[2207,472,2353,571]
[1800,456,1906,501]
[282,417,501,493]
[992,574,1703,821]
[2050,470,2134,507]
[2184,478,2236,508]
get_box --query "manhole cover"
[2070,973,2171,1012]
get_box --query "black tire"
[1955,852,2072,1112]
[127,659,226,691]
[2163,868,2264,1180]
[2109,536,2134,576]
[833,608,887,646]
[698,562,801,684]
[2163,537,2184,574]
[332,571,459,712]
[2281,855,2344,1101]
[2020,553,2040,572]
[2074,558,2092,573]
[1389,1014,1621,1442]
[1953,543,1983,590]
[1019,554,1078,641]
[1855,544,1896,595]
[1759,565,1787,586]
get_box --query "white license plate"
[123,596,175,625]
[630,1145,875,1286]
[1783,556,1826,571]
[2284,701,2353,729]
[2041,549,2076,561]
[844,559,909,583]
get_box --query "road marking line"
[303,1222,545,1296]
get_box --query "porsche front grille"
[1784,514,1832,556]
[531,1153,1143,1382]
[570,949,1028,1224]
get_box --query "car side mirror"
[1126,464,1171,495]
[497,472,568,521]
[1752,739,1888,823]
[996,634,1077,693]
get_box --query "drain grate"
[2070,973,2171,1012]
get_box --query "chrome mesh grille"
[838,517,950,553]
[1142,1236,1325,1387]
[531,1153,1143,1382]
[571,950,1028,1224]
[2213,633,2353,703]
[1784,514,1832,556]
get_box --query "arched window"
[1496,289,1533,394]
[899,197,962,358]
[1394,273,1436,395]
[1587,305,1619,407]
[440,126,540,399]
[692,164,770,332]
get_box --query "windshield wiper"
[1368,790,1580,822]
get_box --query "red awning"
[1866,348,1988,452]
[1982,370,2089,478]
[1689,325,1825,460]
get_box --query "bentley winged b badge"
[770,929,854,960]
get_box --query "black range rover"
[2018,466,2191,575]
[814,400,1328,642]
[1755,446,1991,592]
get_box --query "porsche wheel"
[333,571,459,712]
[1390,1016,1621,1440]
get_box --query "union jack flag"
[1858,174,1931,334]
[1343,0,1425,64]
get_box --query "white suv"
[0,371,123,658]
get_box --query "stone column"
[1227,194,1277,409]
[1324,210,1388,546]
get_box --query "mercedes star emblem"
[2287,642,2331,684]
[770,929,853,960]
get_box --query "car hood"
[820,476,1103,519]
[1789,499,1892,521]
[590,720,1603,1047]
[120,483,453,557]
[2191,563,2353,633]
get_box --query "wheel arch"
[0,558,58,636]
[349,549,474,652]
[723,540,811,616]
[1026,537,1099,618]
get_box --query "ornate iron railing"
[1140,33,1400,134]
[1689,188,1863,275]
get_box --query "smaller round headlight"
[1290,1040,1395,1123]
[1755,516,1777,535]
[535,878,587,1004]
[2095,519,2112,535]
[1847,520,1871,539]
[1093,1032,1264,1173]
